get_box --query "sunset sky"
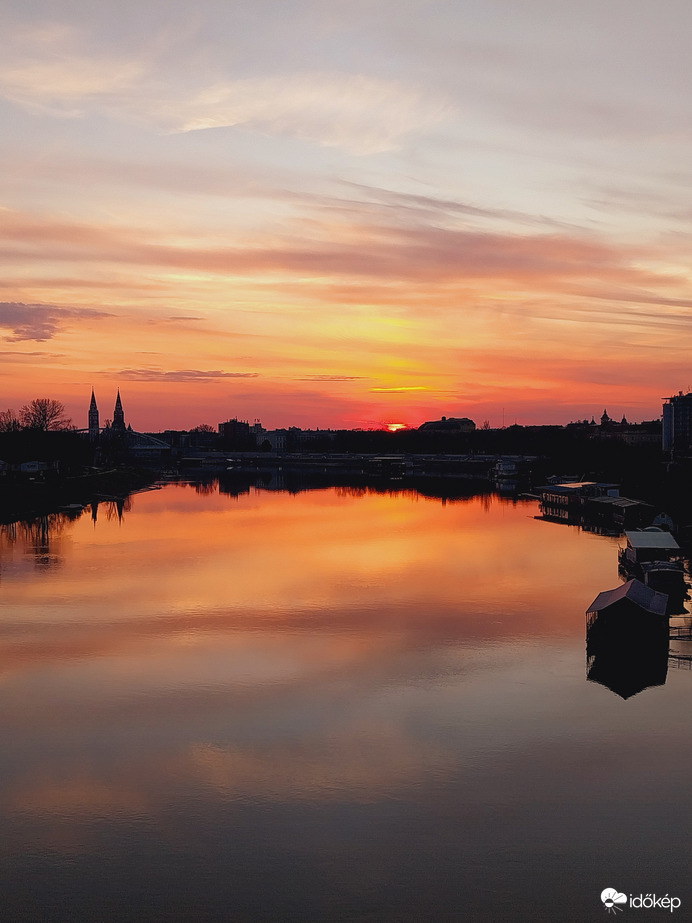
[1,0,691,431]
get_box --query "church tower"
[112,389,125,432]
[88,388,100,438]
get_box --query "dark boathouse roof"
[587,578,668,618]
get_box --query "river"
[1,482,690,921]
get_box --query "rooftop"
[624,529,680,551]
[587,578,668,617]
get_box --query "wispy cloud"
[337,182,578,231]
[4,207,691,353]
[2,4,691,426]
[370,386,430,392]
[0,302,111,341]
[3,209,684,300]
[298,375,367,381]
[0,24,452,154]
[170,73,453,154]
[117,368,259,382]
[0,349,64,358]
[0,24,146,118]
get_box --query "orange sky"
[1,2,691,430]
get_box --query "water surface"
[1,484,690,921]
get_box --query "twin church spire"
[88,389,99,437]
[113,390,125,431]
[88,389,126,437]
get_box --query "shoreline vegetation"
[1,416,690,530]
[0,467,159,525]
[1,452,690,523]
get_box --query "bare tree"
[190,423,216,433]
[18,398,71,431]
[0,409,21,432]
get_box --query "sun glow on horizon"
[0,1,690,428]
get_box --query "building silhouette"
[663,391,692,456]
[418,415,476,433]
[88,389,99,439]
[112,390,126,433]
[586,579,669,698]
[87,390,129,434]
[84,390,169,462]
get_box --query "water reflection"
[0,511,81,574]
[586,614,669,699]
[98,496,132,523]
[2,483,691,922]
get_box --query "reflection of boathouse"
[540,481,619,522]
[586,579,669,699]
[538,481,651,532]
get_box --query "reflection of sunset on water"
[0,486,621,685]
[2,485,691,923]
[2,484,618,626]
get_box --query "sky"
[1,0,691,432]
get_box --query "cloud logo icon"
[601,889,627,913]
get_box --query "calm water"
[1,483,691,922]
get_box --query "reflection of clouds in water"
[3,633,692,886]
[1,713,450,855]
[0,487,620,733]
[5,772,152,821]
[2,487,692,923]
[188,727,449,802]
[1,486,619,642]
[0,641,584,823]
[0,621,392,692]
[0,489,621,841]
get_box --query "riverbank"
[0,467,159,524]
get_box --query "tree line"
[0,399,72,432]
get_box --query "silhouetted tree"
[0,409,21,432]
[190,423,216,433]
[19,398,71,431]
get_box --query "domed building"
[417,415,476,433]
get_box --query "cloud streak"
[2,3,692,425]
[117,369,259,382]
[0,23,146,117]
[0,302,111,341]
[116,368,259,383]
[173,73,453,154]
[370,386,430,392]
[298,375,367,382]
[2,210,687,308]
[0,24,452,155]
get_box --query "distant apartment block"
[262,429,287,452]
[663,391,692,455]
[218,418,250,440]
